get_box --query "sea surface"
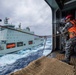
[0,37,52,75]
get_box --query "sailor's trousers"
[65,36,76,61]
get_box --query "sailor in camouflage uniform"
[61,15,76,64]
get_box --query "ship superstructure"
[0,18,44,54]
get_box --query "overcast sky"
[0,0,52,36]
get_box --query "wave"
[0,37,52,75]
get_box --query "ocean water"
[0,37,52,75]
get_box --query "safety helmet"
[65,15,72,20]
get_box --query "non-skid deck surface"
[56,54,76,65]
[10,56,75,75]
[56,53,76,75]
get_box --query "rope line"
[0,25,67,37]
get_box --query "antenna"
[4,17,9,24]
[19,23,21,29]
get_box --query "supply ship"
[0,18,44,54]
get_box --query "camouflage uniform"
[65,36,76,61]
[61,22,76,62]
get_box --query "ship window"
[28,41,33,45]
[1,40,6,44]
[17,42,23,47]
[0,46,4,50]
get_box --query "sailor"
[61,14,76,64]
[59,18,69,53]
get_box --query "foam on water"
[0,37,52,75]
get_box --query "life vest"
[68,20,76,38]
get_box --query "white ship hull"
[0,39,43,55]
[0,18,44,55]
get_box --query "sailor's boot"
[61,49,71,64]
[61,53,71,64]
[61,59,70,64]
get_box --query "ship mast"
[4,17,9,24]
